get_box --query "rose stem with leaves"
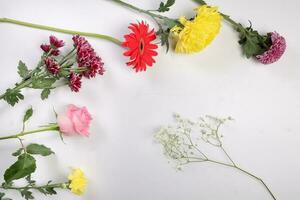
[156,115,277,200]
[0,107,59,141]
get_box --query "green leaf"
[26,144,54,156]
[41,89,51,100]
[157,29,170,52]
[12,148,23,157]
[20,190,34,200]
[237,24,271,58]
[31,77,56,89]
[0,192,12,200]
[17,61,30,79]
[192,0,207,5]
[158,0,175,12]
[23,107,33,123]
[4,154,36,183]
[3,89,24,106]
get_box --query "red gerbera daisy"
[123,21,158,72]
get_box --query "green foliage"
[3,89,24,106]
[157,29,170,52]
[0,192,12,200]
[4,154,36,183]
[31,77,56,89]
[237,23,271,58]
[20,190,34,200]
[158,0,175,12]
[26,144,54,156]
[12,148,23,157]
[17,61,30,79]
[192,0,207,5]
[23,107,33,123]
[41,89,51,100]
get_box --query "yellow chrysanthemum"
[68,168,87,195]
[171,5,222,54]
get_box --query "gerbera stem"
[111,0,168,20]
[0,124,59,141]
[0,18,122,46]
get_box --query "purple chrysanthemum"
[72,35,105,78]
[256,32,286,64]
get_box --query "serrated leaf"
[12,148,23,157]
[17,61,30,79]
[4,154,36,183]
[26,144,54,156]
[237,24,271,58]
[23,107,33,123]
[31,77,56,89]
[41,89,51,100]
[158,0,175,12]
[20,190,34,200]
[3,89,24,106]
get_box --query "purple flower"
[44,57,60,75]
[50,35,65,48]
[69,72,82,92]
[72,35,105,78]
[256,32,286,64]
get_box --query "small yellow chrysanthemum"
[68,168,87,195]
[171,5,222,54]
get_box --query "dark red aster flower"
[44,57,60,75]
[69,72,82,92]
[256,32,286,64]
[72,35,105,78]
[41,44,51,53]
[50,35,65,48]
[123,21,158,72]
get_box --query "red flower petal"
[122,21,158,72]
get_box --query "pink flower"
[57,104,92,136]
[256,32,286,64]
[72,35,105,78]
[69,72,82,92]
[44,57,60,75]
[50,35,65,48]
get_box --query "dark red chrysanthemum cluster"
[41,35,64,56]
[69,72,82,92]
[123,21,158,72]
[44,57,60,75]
[72,35,105,78]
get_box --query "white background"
[0,0,300,199]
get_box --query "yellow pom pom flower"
[68,168,87,195]
[171,5,222,54]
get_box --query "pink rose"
[57,104,92,136]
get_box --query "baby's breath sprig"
[155,114,277,200]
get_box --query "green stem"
[111,0,168,20]
[0,182,67,191]
[0,78,33,100]
[192,0,240,28]
[0,124,59,140]
[0,18,122,46]
[206,159,277,200]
